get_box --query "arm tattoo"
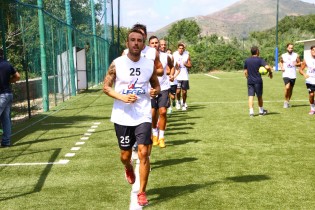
[103,62,116,93]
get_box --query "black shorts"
[306,83,315,93]
[151,90,170,109]
[177,80,190,90]
[248,83,263,97]
[169,85,177,95]
[283,77,296,87]
[114,122,152,150]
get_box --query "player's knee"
[159,107,167,116]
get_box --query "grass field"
[1,72,315,209]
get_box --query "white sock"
[311,104,315,111]
[177,100,181,104]
[159,130,165,139]
[249,108,254,115]
[152,128,158,137]
[259,107,264,113]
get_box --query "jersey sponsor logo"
[122,78,146,95]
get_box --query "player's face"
[149,38,159,51]
[159,40,167,52]
[178,46,185,55]
[127,32,144,56]
[287,45,294,54]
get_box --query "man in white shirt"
[173,43,192,111]
[280,43,301,108]
[103,28,160,206]
[299,45,315,115]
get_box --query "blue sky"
[111,0,315,32]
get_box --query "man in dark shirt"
[0,49,20,147]
[244,46,273,117]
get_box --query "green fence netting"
[0,0,118,122]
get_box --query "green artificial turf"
[1,72,315,209]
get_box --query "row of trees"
[116,15,315,73]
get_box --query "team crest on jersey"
[122,78,146,95]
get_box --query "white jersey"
[281,52,298,79]
[123,45,156,61]
[305,57,315,85]
[173,51,189,81]
[158,52,170,91]
[110,55,154,126]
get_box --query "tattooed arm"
[103,62,138,103]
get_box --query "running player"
[279,43,301,108]
[149,36,173,148]
[103,28,160,206]
[299,45,315,115]
[173,43,192,111]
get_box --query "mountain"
[154,0,315,39]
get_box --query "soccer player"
[149,36,174,148]
[103,28,160,206]
[299,45,315,115]
[159,41,178,114]
[279,43,301,108]
[173,43,192,111]
[244,46,273,117]
[122,24,163,159]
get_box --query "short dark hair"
[251,46,259,55]
[127,28,144,42]
[311,45,315,50]
[178,43,185,48]
[132,23,147,35]
[287,43,293,47]
[148,35,158,42]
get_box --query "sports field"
[1,72,315,209]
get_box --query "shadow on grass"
[184,104,207,111]
[167,139,201,146]
[225,174,271,183]
[291,104,309,108]
[0,149,60,201]
[147,181,219,206]
[151,157,198,170]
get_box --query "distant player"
[299,45,315,115]
[103,28,160,206]
[244,46,273,117]
[280,43,301,108]
[173,43,192,111]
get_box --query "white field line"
[130,159,142,210]
[0,159,69,167]
[204,74,220,79]
[190,99,308,105]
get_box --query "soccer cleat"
[152,136,159,146]
[176,102,181,110]
[182,106,187,111]
[259,110,268,116]
[308,110,315,115]
[137,192,149,206]
[159,138,166,148]
[283,101,289,108]
[125,166,135,184]
[184,103,188,108]
[249,114,254,118]
[167,107,172,114]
